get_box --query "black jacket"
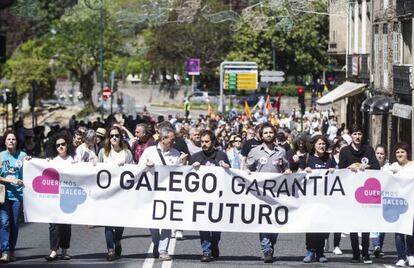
[338,144,380,170]
[189,149,231,167]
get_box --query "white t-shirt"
[75,144,97,162]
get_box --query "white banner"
[23,158,414,234]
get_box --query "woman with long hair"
[0,130,29,263]
[299,135,335,263]
[97,126,133,261]
[45,133,76,261]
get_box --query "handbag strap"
[157,148,167,166]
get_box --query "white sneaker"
[175,230,183,240]
[333,246,343,255]
[408,256,414,266]
[396,259,407,267]
[324,238,330,252]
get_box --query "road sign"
[219,61,258,113]
[261,76,285,82]
[186,58,200,75]
[260,69,285,83]
[223,69,257,90]
[103,87,112,101]
[260,70,285,76]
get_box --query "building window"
[374,25,379,65]
[393,22,400,64]
[331,30,336,42]
[383,23,388,71]
[383,23,388,88]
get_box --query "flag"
[255,96,265,110]
[244,101,252,119]
[275,92,282,114]
[207,103,212,116]
[265,95,272,114]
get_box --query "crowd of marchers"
[0,108,412,266]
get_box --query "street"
[8,223,399,267]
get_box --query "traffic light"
[112,79,118,93]
[184,74,190,84]
[298,86,305,115]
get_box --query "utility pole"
[271,41,276,71]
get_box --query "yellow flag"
[265,95,272,112]
[207,103,212,116]
[245,101,252,119]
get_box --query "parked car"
[237,94,276,107]
[187,91,219,104]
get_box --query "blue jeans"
[395,233,414,260]
[199,231,221,255]
[259,233,278,255]
[104,226,124,250]
[371,232,385,249]
[306,233,327,255]
[0,200,22,252]
[150,229,171,254]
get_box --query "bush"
[269,84,301,96]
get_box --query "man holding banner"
[189,129,231,262]
[137,127,187,261]
[245,123,291,263]
[339,124,380,264]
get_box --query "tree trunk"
[79,72,95,107]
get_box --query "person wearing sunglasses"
[45,133,76,261]
[226,135,243,169]
[97,126,133,261]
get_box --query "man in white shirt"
[186,127,202,156]
[138,127,187,261]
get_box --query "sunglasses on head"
[56,142,66,148]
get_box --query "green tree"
[142,0,233,89]
[227,0,329,80]
[46,2,123,106]
[4,39,55,100]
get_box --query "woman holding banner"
[45,133,75,261]
[0,130,28,263]
[299,135,335,263]
[325,138,349,255]
[98,126,133,261]
[389,142,414,267]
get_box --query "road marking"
[162,237,176,268]
[143,242,155,268]
[143,236,177,268]
[384,265,395,268]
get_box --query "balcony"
[347,54,370,82]
[396,0,414,17]
[393,65,412,95]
